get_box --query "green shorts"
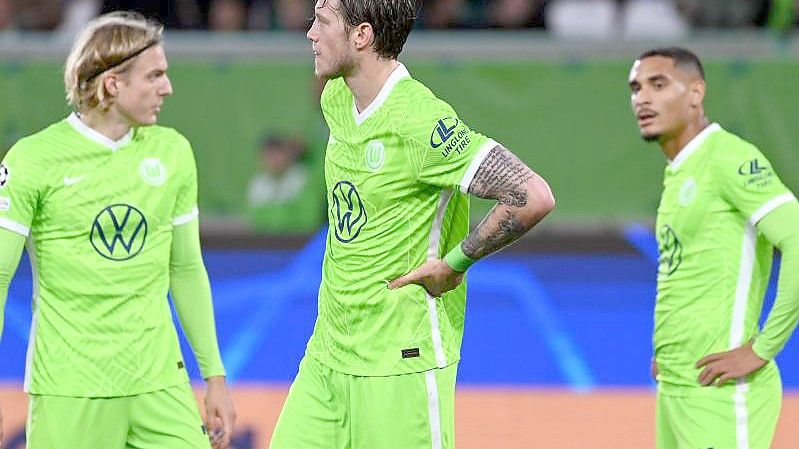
[270,355,458,449]
[27,382,210,449]
[656,371,782,449]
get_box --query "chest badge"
[678,177,697,206]
[139,158,167,186]
[365,140,385,172]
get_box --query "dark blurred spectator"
[247,134,323,234]
[209,0,247,30]
[15,0,64,30]
[273,0,310,30]
[421,0,467,28]
[101,0,205,29]
[486,0,548,28]
[0,0,14,30]
[676,0,767,27]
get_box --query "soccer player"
[269,1,555,448]
[0,12,235,449]
[628,47,799,449]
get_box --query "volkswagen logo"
[90,204,148,261]
[331,181,367,243]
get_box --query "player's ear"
[689,79,705,108]
[352,22,374,51]
[103,73,119,97]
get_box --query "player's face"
[307,0,355,79]
[628,56,695,142]
[113,44,173,126]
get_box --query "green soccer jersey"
[654,123,797,394]
[306,63,496,376]
[0,114,200,397]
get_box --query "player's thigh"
[351,363,458,449]
[126,383,210,449]
[269,356,350,449]
[27,394,130,449]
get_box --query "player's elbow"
[521,176,555,225]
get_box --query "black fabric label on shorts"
[177,361,185,369]
[402,348,420,359]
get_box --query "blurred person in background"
[101,0,205,28]
[420,0,467,28]
[269,1,555,448]
[209,0,247,30]
[273,0,311,30]
[486,0,547,28]
[628,47,799,449]
[676,0,767,28]
[246,133,323,234]
[0,11,235,449]
[12,0,63,30]
[0,0,13,30]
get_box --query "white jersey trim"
[670,123,722,171]
[173,206,199,226]
[727,222,755,448]
[425,370,443,449]
[425,189,453,368]
[750,193,797,225]
[67,113,133,152]
[353,63,410,126]
[734,380,751,449]
[459,139,498,194]
[23,237,40,392]
[0,217,30,237]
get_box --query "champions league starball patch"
[0,164,9,188]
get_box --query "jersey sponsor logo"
[90,204,148,261]
[0,196,9,211]
[657,224,682,275]
[738,159,769,175]
[63,175,85,186]
[330,180,367,243]
[139,158,167,186]
[431,117,471,158]
[0,164,9,188]
[679,177,697,206]
[365,140,385,171]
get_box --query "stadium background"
[2,1,799,447]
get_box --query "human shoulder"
[5,120,72,163]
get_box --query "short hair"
[637,47,705,80]
[64,11,163,112]
[329,0,417,60]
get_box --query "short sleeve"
[172,135,199,227]
[717,143,796,225]
[403,97,497,193]
[0,140,41,237]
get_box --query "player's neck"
[79,108,134,142]
[660,117,711,162]
[345,58,400,114]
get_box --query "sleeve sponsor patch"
[0,196,9,211]
[0,164,8,188]
[430,117,471,158]
[737,158,774,189]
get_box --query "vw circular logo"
[90,204,148,261]
[331,181,367,243]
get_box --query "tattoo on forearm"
[467,145,534,206]
[461,145,538,260]
[462,208,528,260]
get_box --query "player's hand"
[204,376,236,449]
[695,341,767,386]
[388,259,464,297]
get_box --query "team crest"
[139,158,167,186]
[678,177,697,206]
[0,164,9,188]
[365,140,385,171]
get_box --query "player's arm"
[170,218,235,448]
[390,144,554,296]
[0,228,27,447]
[459,144,555,260]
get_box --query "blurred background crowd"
[0,0,796,34]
